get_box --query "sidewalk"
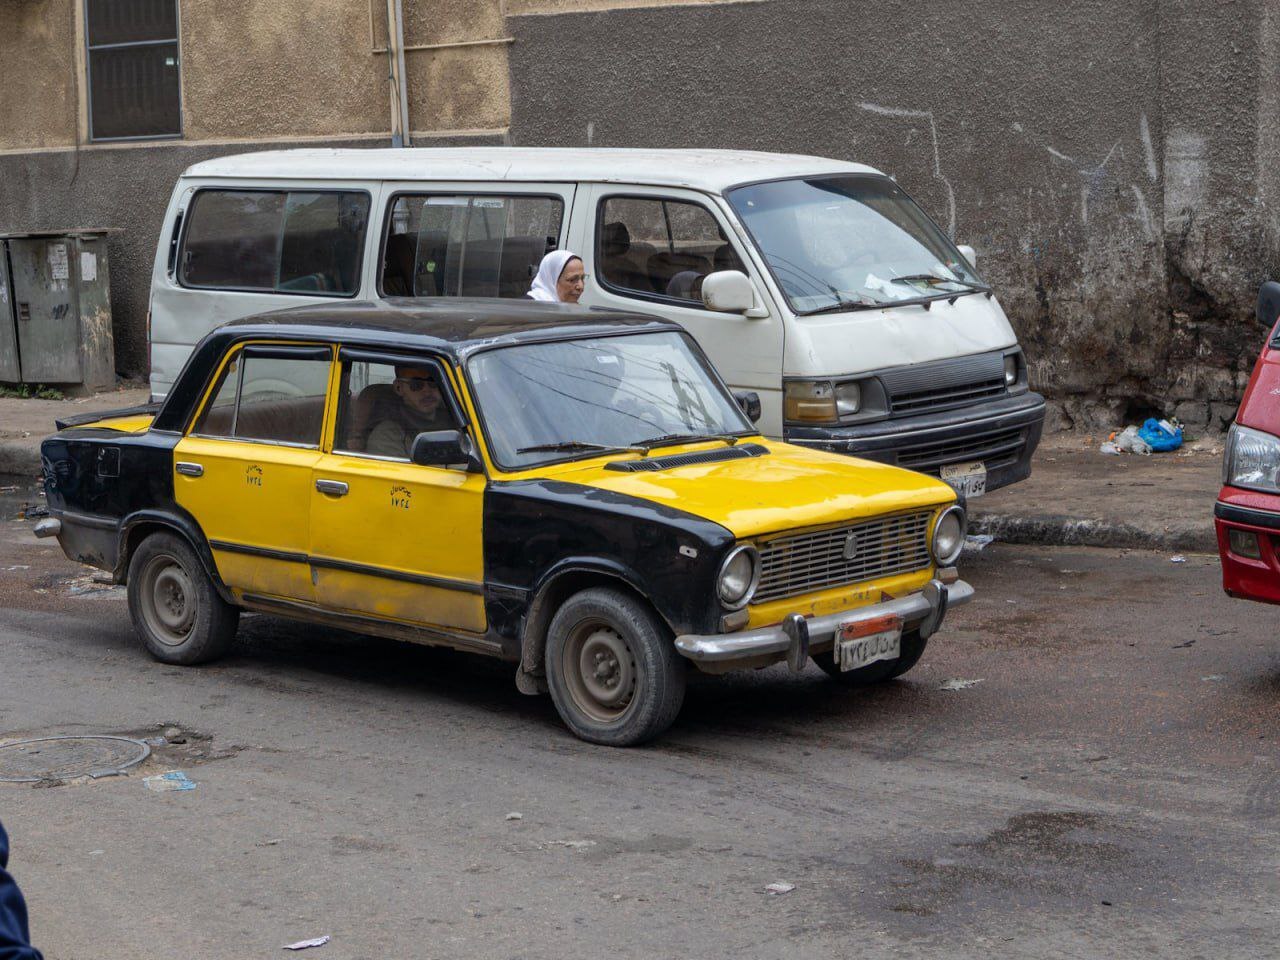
[0,386,151,476]
[968,433,1223,554]
[0,392,1226,553]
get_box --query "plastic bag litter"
[1114,426,1152,455]
[1138,417,1183,452]
[1099,441,1122,455]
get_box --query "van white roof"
[181,147,882,193]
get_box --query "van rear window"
[180,189,369,296]
[380,194,563,298]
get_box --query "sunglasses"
[396,378,437,393]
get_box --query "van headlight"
[717,544,759,609]
[1224,423,1280,494]
[932,506,966,566]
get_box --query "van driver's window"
[597,196,745,303]
[192,351,331,446]
[180,189,369,296]
[380,194,564,298]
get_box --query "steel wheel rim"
[140,553,196,646]
[562,619,637,723]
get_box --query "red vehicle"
[1215,282,1280,604]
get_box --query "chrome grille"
[754,510,933,604]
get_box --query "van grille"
[890,376,1008,415]
[754,510,933,604]
[896,427,1026,475]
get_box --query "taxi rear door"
[173,343,333,603]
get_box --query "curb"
[0,441,41,479]
[970,513,1217,555]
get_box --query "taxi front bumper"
[674,578,973,671]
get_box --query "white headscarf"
[528,250,580,302]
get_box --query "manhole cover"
[0,736,151,783]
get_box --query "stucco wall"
[0,0,78,150]
[506,0,1280,430]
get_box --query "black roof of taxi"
[152,299,680,431]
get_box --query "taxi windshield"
[726,174,985,315]
[467,331,753,469]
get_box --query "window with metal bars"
[85,0,182,141]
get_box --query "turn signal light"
[784,380,837,423]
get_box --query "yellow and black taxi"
[37,300,972,745]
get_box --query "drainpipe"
[386,0,411,147]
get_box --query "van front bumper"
[785,392,1045,493]
[674,578,973,671]
[1215,490,1280,606]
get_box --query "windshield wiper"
[516,440,633,455]
[890,273,990,293]
[633,432,744,454]
[798,291,888,316]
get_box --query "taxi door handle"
[175,462,203,477]
[315,479,349,497]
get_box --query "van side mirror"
[702,270,768,318]
[733,390,762,424]
[956,244,977,269]
[410,429,483,472]
[1256,281,1280,331]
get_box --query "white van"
[149,147,1044,493]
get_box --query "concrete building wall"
[0,0,79,150]
[506,0,1280,431]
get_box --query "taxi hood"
[544,439,955,539]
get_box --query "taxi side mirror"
[410,429,483,472]
[733,389,762,424]
[702,270,768,319]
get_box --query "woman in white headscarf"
[528,250,585,303]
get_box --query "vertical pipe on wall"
[386,0,411,147]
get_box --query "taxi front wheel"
[127,532,239,666]
[813,630,927,686]
[545,587,686,746]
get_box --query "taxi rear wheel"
[127,532,239,666]
[545,587,685,746]
[813,630,927,686]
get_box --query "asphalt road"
[0,487,1277,959]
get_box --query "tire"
[545,587,685,746]
[814,630,928,686]
[126,531,239,665]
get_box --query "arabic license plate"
[941,460,987,498]
[836,615,903,671]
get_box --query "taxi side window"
[335,359,457,460]
[191,348,331,446]
[597,196,746,304]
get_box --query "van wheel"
[127,532,239,665]
[545,587,685,746]
[813,630,927,686]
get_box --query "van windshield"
[726,174,985,315]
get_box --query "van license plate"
[941,460,987,498]
[836,616,902,671]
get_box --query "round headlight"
[932,506,966,566]
[717,544,759,609]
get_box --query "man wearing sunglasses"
[366,366,454,459]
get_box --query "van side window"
[381,195,563,298]
[192,350,331,446]
[180,189,369,296]
[597,196,746,303]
